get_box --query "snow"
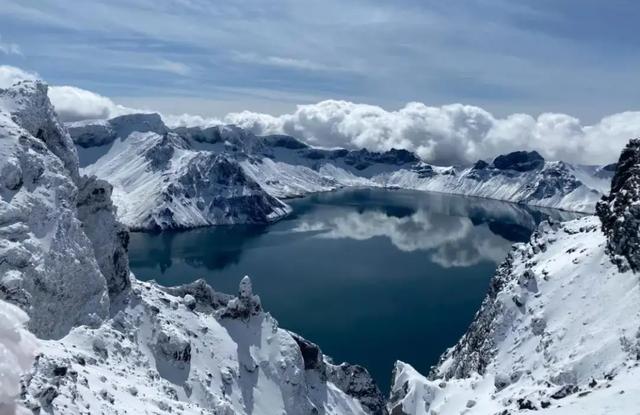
[71,116,611,231]
[82,131,290,230]
[374,161,607,213]
[21,278,378,415]
[0,299,38,415]
[389,216,640,414]
[0,81,110,339]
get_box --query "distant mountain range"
[68,113,614,230]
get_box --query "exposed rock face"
[597,138,640,272]
[1,81,80,182]
[219,275,262,320]
[160,278,232,313]
[0,81,109,339]
[76,176,130,298]
[492,150,545,172]
[67,120,117,148]
[327,363,387,415]
[262,134,309,149]
[289,329,387,414]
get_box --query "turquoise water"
[128,188,580,392]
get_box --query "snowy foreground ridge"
[0,81,383,415]
[68,114,613,230]
[1,79,639,414]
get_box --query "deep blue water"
[128,188,580,392]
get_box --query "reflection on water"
[129,188,582,391]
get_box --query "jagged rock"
[597,138,640,271]
[473,159,489,170]
[160,278,231,313]
[76,176,130,298]
[290,332,324,371]
[78,122,291,230]
[327,363,387,415]
[492,150,545,172]
[219,276,262,320]
[262,134,309,149]
[0,81,109,338]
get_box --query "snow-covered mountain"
[387,140,640,414]
[0,81,384,414]
[68,114,612,230]
[69,115,290,230]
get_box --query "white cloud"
[295,209,510,267]
[162,113,221,128]
[0,35,22,55]
[0,65,38,88]
[232,52,347,72]
[142,59,192,76]
[2,64,636,165]
[224,100,640,165]
[47,86,141,122]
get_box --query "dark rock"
[597,138,640,271]
[262,134,309,149]
[551,384,578,400]
[290,332,324,371]
[517,398,536,410]
[492,151,545,172]
[161,279,232,313]
[327,363,387,415]
[473,159,489,170]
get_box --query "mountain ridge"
[68,113,613,230]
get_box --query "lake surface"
[129,188,581,392]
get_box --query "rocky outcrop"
[492,150,545,172]
[0,81,109,339]
[597,138,640,271]
[76,176,130,298]
[287,331,387,414]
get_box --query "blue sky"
[0,0,638,121]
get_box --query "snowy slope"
[389,215,640,414]
[387,141,640,414]
[373,160,611,213]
